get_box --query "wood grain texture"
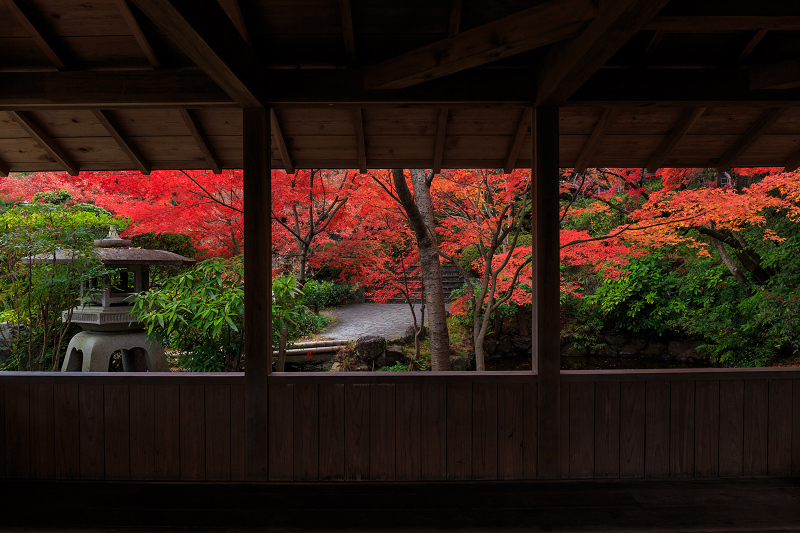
[569,382,595,479]
[594,381,620,478]
[103,384,130,480]
[153,384,180,480]
[53,383,79,480]
[767,379,792,475]
[79,383,104,480]
[420,383,446,480]
[670,381,694,477]
[794,380,800,475]
[446,382,472,481]
[0,383,4,478]
[5,383,31,478]
[179,384,206,481]
[559,383,570,478]
[129,383,155,480]
[523,382,538,479]
[645,381,669,478]
[497,383,524,480]
[319,383,345,481]
[229,384,246,481]
[694,380,719,477]
[344,383,369,481]
[620,381,645,478]
[370,383,396,481]
[268,383,293,481]
[396,383,421,481]
[29,383,54,479]
[293,383,319,481]
[743,379,768,476]
[471,382,497,481]
[719,380,745,477]
[205,384,232,481]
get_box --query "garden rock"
[385,345,406,366]
[451,354,473,371]
[355,335,386,362]
[620,338,646,356]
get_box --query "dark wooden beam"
[784,148,800,173]
[638,30,664,66]
[114,0,160,69]
[243,107,271,481]
[8,111,79,176]
[270,108,294,174]
[536,0,670,106]
[180,108,222,174]
[2,0,70,69]
[353,107,367,173]
[532,107,560,480]
[363,0,594,90]
[447,0,462,37]
[645,107,706,173]
[750,59,800,91]
[0,157,9,177]
[338,0,357,67]
[218,0,251,45]
[716,107,785,172]
[131,0,263,107]
[574,107,620,173]
[736,29,768,66]
[92,110,151,175]
[645,16,800,32]
[0,71,233,109]
[432,108,448,174]
[503,108,531,173]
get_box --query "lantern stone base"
[61,331,168,372]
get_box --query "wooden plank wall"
[561,372,800,479]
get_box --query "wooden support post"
[243,107,271,480]
[532,107,561,479]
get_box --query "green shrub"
[302,279,351,312]
[32,189,72,205]
[458,246,481,276]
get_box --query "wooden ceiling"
[2,0,800,175]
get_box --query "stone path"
[319,303,421,341]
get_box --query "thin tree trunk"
[710,236,751,294]
[277,321,289,372]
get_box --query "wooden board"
[153,384,180,480]
[4,383,30,478]
[369,383,395,481]
[29,384,54,479]
[268,383,293,481]
[719,380,745,477]
[767,379,792,475]
[103,384,130,480]
[129,383,155,480]
[53,383,79,480]
[569,382,595,479]
[229,384,246,481]
[594,381,620,479]
[420,383,446,480]
[180,384,206,481]
[318,383,345,481]
[344,383,369,481]
[669,381,694,477]
[79,383,104,480]
[794,380,800,475]
[293,383,319,481]
[395,383,421,481]
[471,382,497,481]
[743,379,768,476]
[497,382,525,480]
[523,382,538,480]
[645,381,669,478]
[559,382,570,478]
[205,384,232,481]
[0,384,4,478]
[694,380,719,477]
[446,382,472,481]
[620,381,645,478]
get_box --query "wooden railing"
[1,368,798,482]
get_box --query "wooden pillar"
[532,106,561,479]
[243,107,271,480]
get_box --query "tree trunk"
[393,168,451,370]
[709,236,751,294]
[277,322,289,372]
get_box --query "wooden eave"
[1,0,800,173]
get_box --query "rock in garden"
[385,345,406,366]
[355,335,386,362]
[451,355,473,371]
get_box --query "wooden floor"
[1,477,799,532]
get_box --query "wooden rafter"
[645,107,706,173]
[574,107,620,173]
[432,108,449,174]
[784,148,800,173]
[338,0,357,67]
[0,156,9,177]
[447,0,462,37]
[92,110,151,175]
[536,0,670,106]
[218,0,251,45]
[270,108,294,174]
[363,0,595,90]
[180,108,222,174]
[503,108,531,173]
[750,58,800,91]
[639,30,664,66]
[736,29,768,66]
[8,111,79,176]
[2,0,69,69]
[353,107,367,173]
[716,107,785,172]
[645,16,800,32]
[131,0,263,107]
[114,0,161,69]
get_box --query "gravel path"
[319,303,421,341]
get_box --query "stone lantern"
[28,227,195,372]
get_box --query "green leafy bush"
[301,279,351,312]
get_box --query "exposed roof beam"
[716,107,785,172]
[638,30,664,66]
[536,0,670,106]
[131,0,264,107]
[363,0,595,90]
[645,107,706,173]
[338,0,357,67]
[114,0,161,69]
[503,108,531,173]
[3,0,70,69]
[447,0,462,37]
[784,148,800,173]
[92,110,151,175]
[0,157,9,177]
[180,108,222,174]
[574,107,620,173]
[353,108,367,173]
[645,16,800,32]
[8,111,79,175]
[218,0,251,45]
[270,108,295,174]
[736,29,768,66]
[433,108,448,174]
[750,58,800,91]
[0,71,233,109]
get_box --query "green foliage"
[458,245,481,276]
[301,279,351,312]
[131,232,200,286]
[32,189,72,205]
